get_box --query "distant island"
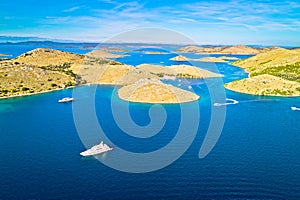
[170,55,190,61]
[225,48,300,96]
[0,48,223,103]
[169,55,239,63]
[175,45,279,55]
[86,49,126,59]
[2,45,299,101]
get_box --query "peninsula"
[176,45,279,55]
[0,48,84,98]
[136,64,223,79]
[225,48,300,96]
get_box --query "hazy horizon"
[0,35,300,48]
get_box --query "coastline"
[224,74,300,97]
[0,86,76,100]
[225,85,300,97]
[224,48,300,97]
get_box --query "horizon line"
[0,35,299,48]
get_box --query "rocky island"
[0,48,84,98]
[195,57,227,62]
[169,55,239,63]
[0,48,223,103]
[225,48,300,96]
[118,78,200,104]
[169,55,190,61]
[86,49,126,59]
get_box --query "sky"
[1,0,300,45]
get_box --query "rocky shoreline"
[225,48,300,96]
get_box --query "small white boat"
[291,106,300,111]
[80,141,113,156]
[58,97,74,103]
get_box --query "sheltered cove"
[0,48,223,103]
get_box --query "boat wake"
[213,98,239,107]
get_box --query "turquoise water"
[1,45,300,199]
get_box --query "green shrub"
[254,62,300,82]
[22,87,30,91]
[66,81,74,86]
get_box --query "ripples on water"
[0,46,300,199]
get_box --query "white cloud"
[63,6,81,13]
[36,0,300,44]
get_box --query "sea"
[0,43,300,199]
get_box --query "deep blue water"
[1,45,300,199]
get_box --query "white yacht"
[291,106,300,111]
[58,97,74,103]
[80,141,113,156]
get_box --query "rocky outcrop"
[118,78,200,104]
[169,55,190,61]
[226,48,300,96]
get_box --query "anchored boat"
[58,97,74,103]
